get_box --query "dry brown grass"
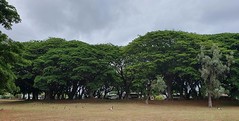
[0,99,239,121]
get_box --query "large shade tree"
[124,30,202,99]
[0,0,22,93]
[0,32,23,93]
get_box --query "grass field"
[0,99,239,121]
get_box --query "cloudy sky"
[1,0,239,45]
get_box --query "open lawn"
[0,99,238,121]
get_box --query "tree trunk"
[27,92,31,100]
[145,96,149,104]
[117,87,123,99]
[145,80,151,104]
[68,82,78,100]
[208,92,212,108]
[104,89,107,99]
[124,82,130,99]
[80,88,85,99]
[57,93,61,99]
[32,92,36,100]
[184,83,190,99]
[77,86,84,99]
[179,81,184,99]
[125,89,130,99]
[35,91,39,100]
[198,86,202,99]
[22,93,26,100]
[166,80,173,100]
[32,91,38,100]
[165,74,173,100]
[145,91,150,104]
[88,90,94,98]
[62,94,65,99]
[68,92,74,100]
[45,91,51,100]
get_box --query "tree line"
[2,31,239,100]
[1,0,239,108]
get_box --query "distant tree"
[198,44,233,107]
[0,0,21,30]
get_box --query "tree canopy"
[0,0,21,30]
[1,0,239,107]
[1,29,239,108]
[0,32,23,93]
[0,0,22,94]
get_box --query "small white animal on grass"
[109,106,113,111]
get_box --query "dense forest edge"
[1,0,239,108]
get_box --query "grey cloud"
[2,0,239,45]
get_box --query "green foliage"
[15,38,123,99]
[11,30,239,101]
[0,0,21,30]
[154,95,165,100]
[152,75,166,95]
[198,44,231,95]
[124,30,202,99]
[0,32,23,93]
[0,1,239,102]
[198,44,233,107]
[0,0,22,94]
[0,92,14,99]
[213,86,229,98]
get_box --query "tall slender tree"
[198,44,232,107]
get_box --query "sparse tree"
[198,44,233,107]
[152,75,166,95]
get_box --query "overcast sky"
[1,0,239,45]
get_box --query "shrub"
[1,93,14,99]
[154,95,166,100]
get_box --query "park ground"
[0,99,239,121]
